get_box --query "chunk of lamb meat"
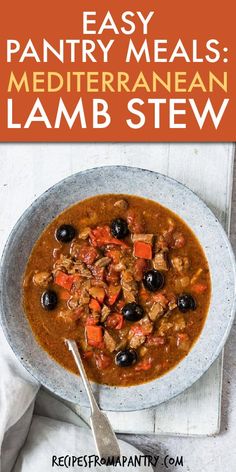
[121,270,138,303]
[158,318,174,336]
[153,250,169,271]
[79,281,91,305]
[33,271,52,287]
[176,333,190,351]
[53,254,74,273]
[148,302,164,321]
[128,317,153,348]
[95,257,111,268]
[104,330,117,352]
[171,256,189,274]
[133,258,148,282]
[132,234,154,244]
[172,314,186,331]
[79,227,91,240]
[129,328,146,349]
[71,261,92,278]
[100,305,111,323]
[114,199,129,210]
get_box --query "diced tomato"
[192,283,207,294]
[134,241,152,260]
[60,289,71,301]
[54,271,77,291]
[89,286,105,304]
[133,258,148,281]
[146,335,166,346]
[86,325,103,347]
[106,313,124,330]
[79,245,99,265]
[89,298,101,312]
[95,352,112,370]
[90,226,129,248]
[135,358,152,371]
[107,285,121,305]
[105,248,121,264]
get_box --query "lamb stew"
[23,194,211,386]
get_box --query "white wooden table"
[0,143,235,472]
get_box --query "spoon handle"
[66,340,120,459]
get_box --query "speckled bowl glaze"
[0,166,236,411]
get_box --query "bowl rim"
[0,165,236,411]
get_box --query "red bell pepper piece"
[86,325,103,347]
[54,271,77,291]
[90,226,129,248]
[133,241,152,260]
[89,298,101,312]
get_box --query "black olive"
[122,302,144,322]
[143,269,164,292]
[177,294,196,313]
[110,218,129,239]
[56,224,76,243]
[41,290,58,311]
[115,349,138,367]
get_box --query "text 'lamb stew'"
[23,194,211,386]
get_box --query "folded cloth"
[0,328,152,472]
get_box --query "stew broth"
[23,194,211,386]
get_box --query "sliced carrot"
[89,286,105,304]
[89,298,101,312]
[192,283,207,294]
[86,325,103,347]
[133,241,152,260]
[107,285,121,306]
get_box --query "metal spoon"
[65,339,120,459]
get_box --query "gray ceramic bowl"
[0,166,236,411]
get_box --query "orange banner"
[0,0,235,141]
